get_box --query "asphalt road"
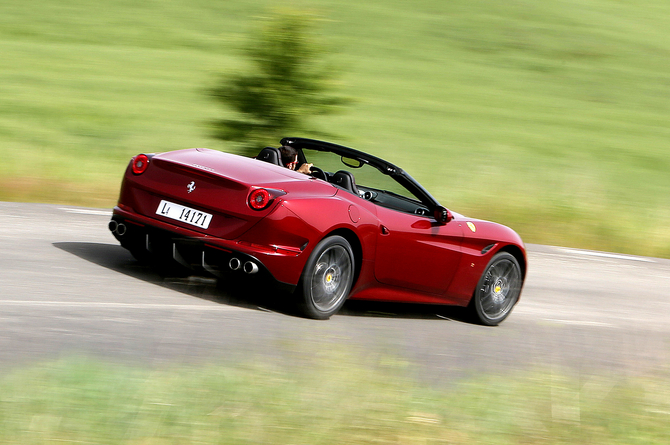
[1,202,669,384]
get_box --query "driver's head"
[280,146,299,170]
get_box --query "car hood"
[451,211,524,248]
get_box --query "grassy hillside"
[1,0,669,256]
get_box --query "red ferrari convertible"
[110,138,526,324]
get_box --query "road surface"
[1,202,669,385]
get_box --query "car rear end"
[110,148,333,287]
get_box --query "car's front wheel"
[471,252,522,326]
[297,235,354,320]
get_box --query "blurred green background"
[1,0,669,257]
[2,355,669,444]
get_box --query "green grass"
[1,354,669,444]
[1,0,669,256]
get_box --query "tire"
[297,235,354,320]
[471,252,522,326]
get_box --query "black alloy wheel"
[297,235,354,320]
[471,252,522,326]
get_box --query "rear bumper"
[110,206,306,288]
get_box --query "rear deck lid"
[122,148,335,239]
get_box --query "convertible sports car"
[109,137,526,324]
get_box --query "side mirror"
[434,206,453,225]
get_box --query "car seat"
[332,170,359,196]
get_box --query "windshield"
[302,148,430,215]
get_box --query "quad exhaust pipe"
[108,220,260,275]
[243,261,259,274]
[228,257,259,274]
[108,220,127,236]
[228,257,242,271]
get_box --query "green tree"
[210,9,350,156]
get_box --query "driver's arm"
[297,163,313,174]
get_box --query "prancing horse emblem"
[186,181,196,193]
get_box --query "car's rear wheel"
[297,236,354,320]
[471,252,522,326]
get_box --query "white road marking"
[541,318,614,327]
[59,208,112,216]
[0,301,244,311]
[514,306,618,327]
[556,248,655,263]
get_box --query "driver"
[280,146,313,174]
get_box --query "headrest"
[256,147,282,166]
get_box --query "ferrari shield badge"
[467,222,476,233]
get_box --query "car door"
[373,206,463,295]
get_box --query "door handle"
[380,225,390,235]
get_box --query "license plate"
[156,200,212,229]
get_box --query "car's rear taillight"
[248,189,271,210]
[132,154,150,175]
[248,188,286,211]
